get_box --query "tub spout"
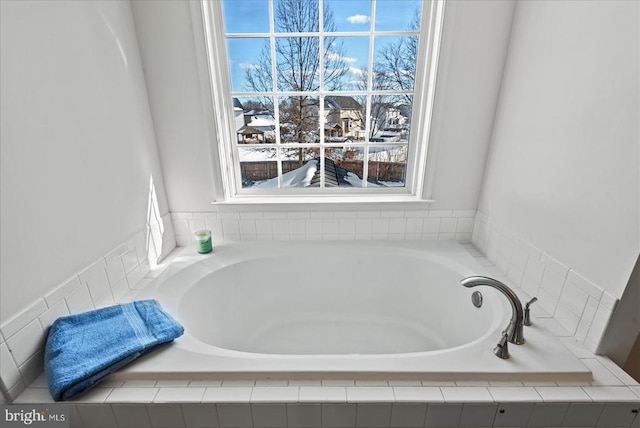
[461,276,525,345]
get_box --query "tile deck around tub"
[14,320,640,426]
[11,244,640,428]
[14,371,640,427]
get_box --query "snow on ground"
[344,172,381,187]
[238,147,277,161]
[239,146,406,162]
[254,160,318,188]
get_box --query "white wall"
[478,0,639,297]
[600,255,640,367]
[132,0,515,212]
[0,0,170,322]
[131,0,220,213]
[426,0,515,209]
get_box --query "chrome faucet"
[461,276,526,346]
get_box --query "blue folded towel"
[45,299,183,401]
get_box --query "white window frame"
[198,0,446,204]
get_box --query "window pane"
[282,148,320,188]
[222,0,270,34]
[279,96,319,144]
[238,147,278,188]
[369,95,412,143]
[326,147,364,187]
[325,36,368,91]
[213,0,432,195]
[275,37,320,91]
[324,96,364,142]
[273,0,320,33]
[369,94,394,140]
[385,95,412,143]
[235,96,276,144]
[374,0,422,32]
[368,145,407,187]
[324,0,371,32]
[373,36,416,92]
[227,38,272,92]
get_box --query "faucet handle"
[493,332,510,359]
[524,297,538,326]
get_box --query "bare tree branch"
[243,0,348,144]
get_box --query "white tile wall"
[146,404,186,428]
[528,402,570,427]
[11,361,640,427]
[217,403,253,428]
[181,403,220,427]
[299,386,347,403]
[0,226,167,401]
[472,211,620,353]
[492,403,534,427]
[562,402,606,427]
[69,401,638,428]
[111,403,152,428]
[596,403,640,427]
[355,403,393,427]
[171,209,477,245]
[458,403,498,427]
[251,403,287,428]
[424,403,463,427]
[76,403,119,427]
[4,208,640,428]
[322,403,357,427]
[286,403,322,428]
[346,387,395,402]
[389,403,428,428]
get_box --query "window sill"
[211,195,436,211]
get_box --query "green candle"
[195,230,213,254]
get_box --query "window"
[201,0,444,201]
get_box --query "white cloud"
[348,66,366,76]
[326,51,357,63]
[239,62,260,70]
[346,14,370,24]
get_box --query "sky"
[222,0,422,93]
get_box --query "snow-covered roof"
[325,96,362,110]
[247,116,275,127]
[252,157,383,188]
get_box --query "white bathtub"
[120,241,591,382]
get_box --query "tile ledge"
[13,382,640,405]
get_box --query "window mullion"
[319,0,325,188]
[226,31,419,38]
[362,0,378,187]
[266,0,283,188]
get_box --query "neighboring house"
[383,106,409,131]
[237,109,276,144]
[234,96,368,144]
[232,97,245,133]
[370,104,411,142]
[324,96,364,141]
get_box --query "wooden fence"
[240,160,405,184]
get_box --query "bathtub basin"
[118,241,591,382]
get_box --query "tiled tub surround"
[13,375,640,428]
[10,241,640,427]
[0,213,176,402]
[471,211,622,354]
[2,210,638,428]
[170,209,478,245]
